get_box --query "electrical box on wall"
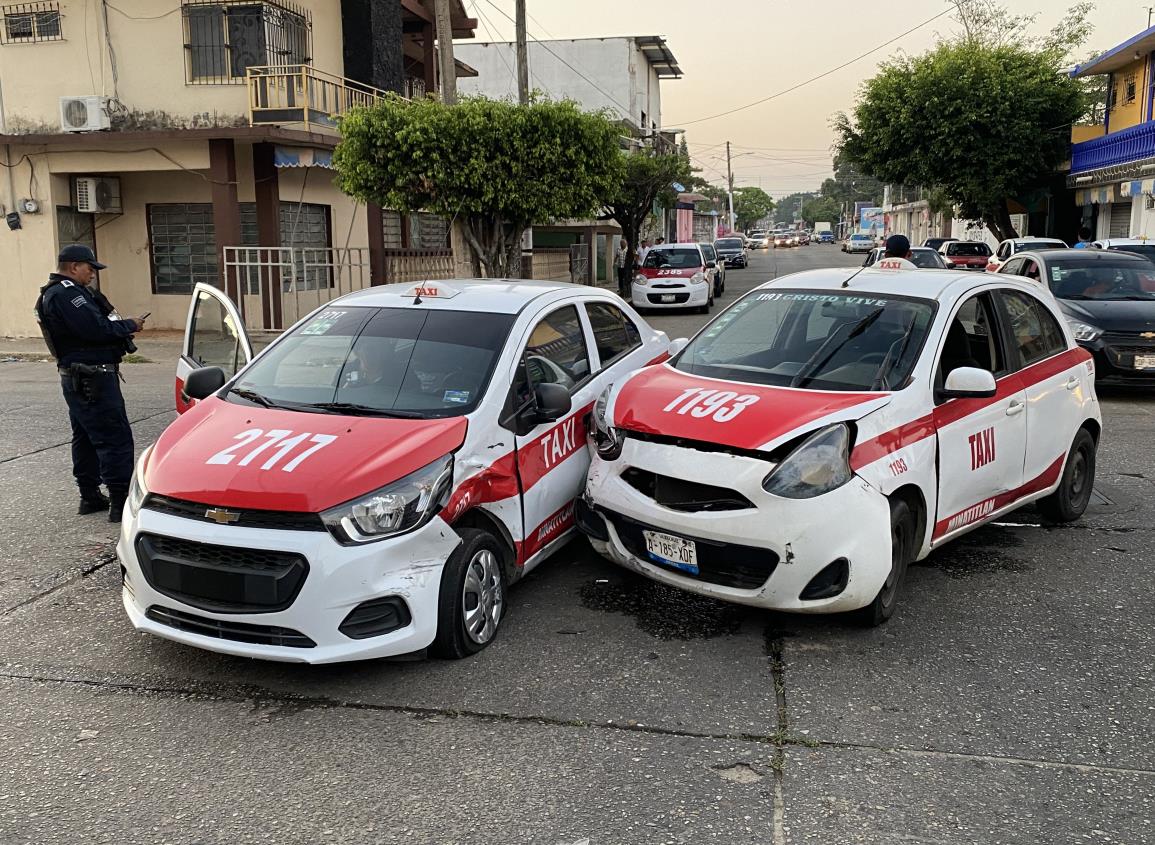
[72,176,123,214]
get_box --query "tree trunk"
[462,214,526,279]
[984,203,1019,242]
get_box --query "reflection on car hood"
[1059,298,1155,333]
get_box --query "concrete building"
[1069,25,1155,240]
[0,0,477,337]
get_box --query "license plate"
[643,529,698,574]
[660,294,675,303]
[1135,355,1155,370]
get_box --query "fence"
[531,248,572,282]
[381,249,455,284]
[248,64,385,129]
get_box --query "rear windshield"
[229,307,515,417]
[643,248,702,269]
[675,289,936,392]
[1046,258,1155,301]
[851,234,871,240]
[1016,241,1065,252]
[1107,244,1155,260]
[946,242,991,256]
[909,250,945,268]
[716,239,744,249]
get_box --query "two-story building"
[0,0,477,337]
[1069,26,1155,240]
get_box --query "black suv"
[714,237,748,269]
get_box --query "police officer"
[35,245,147,523]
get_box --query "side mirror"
[939,367,997,400]
[184,366,227,401]
[534,382,572,423]
[668,337,690,357]
[705,260,717,269]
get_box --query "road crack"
[766,628,789,845]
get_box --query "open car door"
[176,283,253,414]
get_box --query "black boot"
[108,488,128,524]
[78,489,110,515]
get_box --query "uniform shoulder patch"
[60,279,74,288]
[71,295,86,307]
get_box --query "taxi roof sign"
[876,257,918,271]
[402,281,463,299]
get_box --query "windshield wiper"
[229,387,280,409]
[303,402,426,419]
[790,307,885,389]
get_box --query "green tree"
[335,95,623,278]
[607,148,692,270]
[773,192,816,225]
[819,154,884,207]
[732,187,775,230]
[799,196,842,227]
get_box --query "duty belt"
[59,363,120,376]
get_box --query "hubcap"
[1069,449,1088,500]
[462,549,503,645]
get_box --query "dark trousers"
[61,372,134,495]
[616,265,631,294]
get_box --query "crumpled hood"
[144,397,467,512]
[612,365,891,453]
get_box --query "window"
[513,306,592,406]
[1,2,62,43]
[1125,72,1138,104]
[1000,257,1024,277]
[998,291,1067,366]
[182,0,311,84]
[938,294,1005,387]
[188,288,246,377]
[586,303,641,367]
[643,248,703,269]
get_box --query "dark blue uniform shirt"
[39,274,136,366]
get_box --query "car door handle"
[1065,376,1080,390]
[1006,399,1025,416]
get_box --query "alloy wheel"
[462,549,503,645]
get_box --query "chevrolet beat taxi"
[581,267,1102,625]
[119,280,670,663]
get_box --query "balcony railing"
[1071,120,1155,173]
[247,65,387,130]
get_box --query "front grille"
[146,605,315,648]
[135,533,308,614]
[648,292,690,304]
[603,510,778,589]
[649,282,687,289]
[1102,335,1155,368]
[622,467,754,512]
[143,494,325,531]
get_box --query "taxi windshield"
[675,289,936,391]
[1046,259,1155,301]
[229,306,515,417]
[716,239,743,249]
[644,248,702,269]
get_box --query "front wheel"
[853,498,914,627]
[1036,428,1096,523]
[432,528,506,659]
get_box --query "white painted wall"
[456,38,665,131]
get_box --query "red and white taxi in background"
[633,243,718,313]
[121,280,670,662]
[582,267,1102,624]
[986,237,1068,273]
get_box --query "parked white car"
[987,237,1068,273]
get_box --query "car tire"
[432,528,506,659]
[1036,428,1096,523]
[853,497,915,627]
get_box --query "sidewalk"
[1,330,185,364]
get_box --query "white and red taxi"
[581,268,1102,624]
[632,243,717,313]
[120,280,670,663]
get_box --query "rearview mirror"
[939,367,997,400]
[184,366,227,401]
[534,382,572,423]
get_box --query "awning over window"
[1075,185,1116,205]
[1121,179,1155,197]
[273,146,334,169]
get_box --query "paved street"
[2,247,1153,844]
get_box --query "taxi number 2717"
[206,428,338,472]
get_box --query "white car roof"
[330,278,603,314]
[1005,236,1066,244]
[1094,238,1152,247]
[754,267,1023,301]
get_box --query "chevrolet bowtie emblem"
[1141,332,1155,339]
[205,508,241,524]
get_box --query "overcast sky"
[465,0,1149,197]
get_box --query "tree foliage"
[334,95,623,278]
[732,187,775,230]
[772,192,815,224]
[799,196,842,227]
[818,154,884,207]
[607,149,692,269]
[836,38,1087,240]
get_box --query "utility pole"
[515,0,530,105]
[434,0,457,105]
[1148,6,1154,28]
[725,141,736,234]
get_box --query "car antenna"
[841,265,868,288]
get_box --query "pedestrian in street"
[35,245,147,523]
[637,239,652,267]
[1074,226,1093,249]
[614,237,631,296]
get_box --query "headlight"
[690,272,707,284]
[762,424,852,499]
[1066,319,1102,342]
[592,386,623,461]
[127,446,152,517]
[322,454,453,545]
[634,274,648,287]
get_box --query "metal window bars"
[0,1,62,44]
[181,0,311,85]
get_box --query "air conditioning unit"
[59,96,111,132]
[73,176,123,214]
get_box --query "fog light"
[339,596,412,640]
[799,558,849,600]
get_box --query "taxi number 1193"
[662,388,760,422]
[206,428,338,472]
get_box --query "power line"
[671,3,962,126]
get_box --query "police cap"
[58,244,107,270]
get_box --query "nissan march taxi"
[582,268,1102,625]
[119,280,670,662]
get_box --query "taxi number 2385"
[206,429,338,472]
[662,388,760,422]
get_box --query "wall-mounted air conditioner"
[73,176,123,214]
[59,96,111,132]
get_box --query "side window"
[521,305,592,396]
[938,293,1006,386]
[997,243,1010,260]
[863,251,876,267]
[188,288,244,377]
[1021,260,1041,283]
[586,302,642,367]
[1001,257,1023,276]
[998,290,1067,366]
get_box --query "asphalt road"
[1,246,1152,844]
